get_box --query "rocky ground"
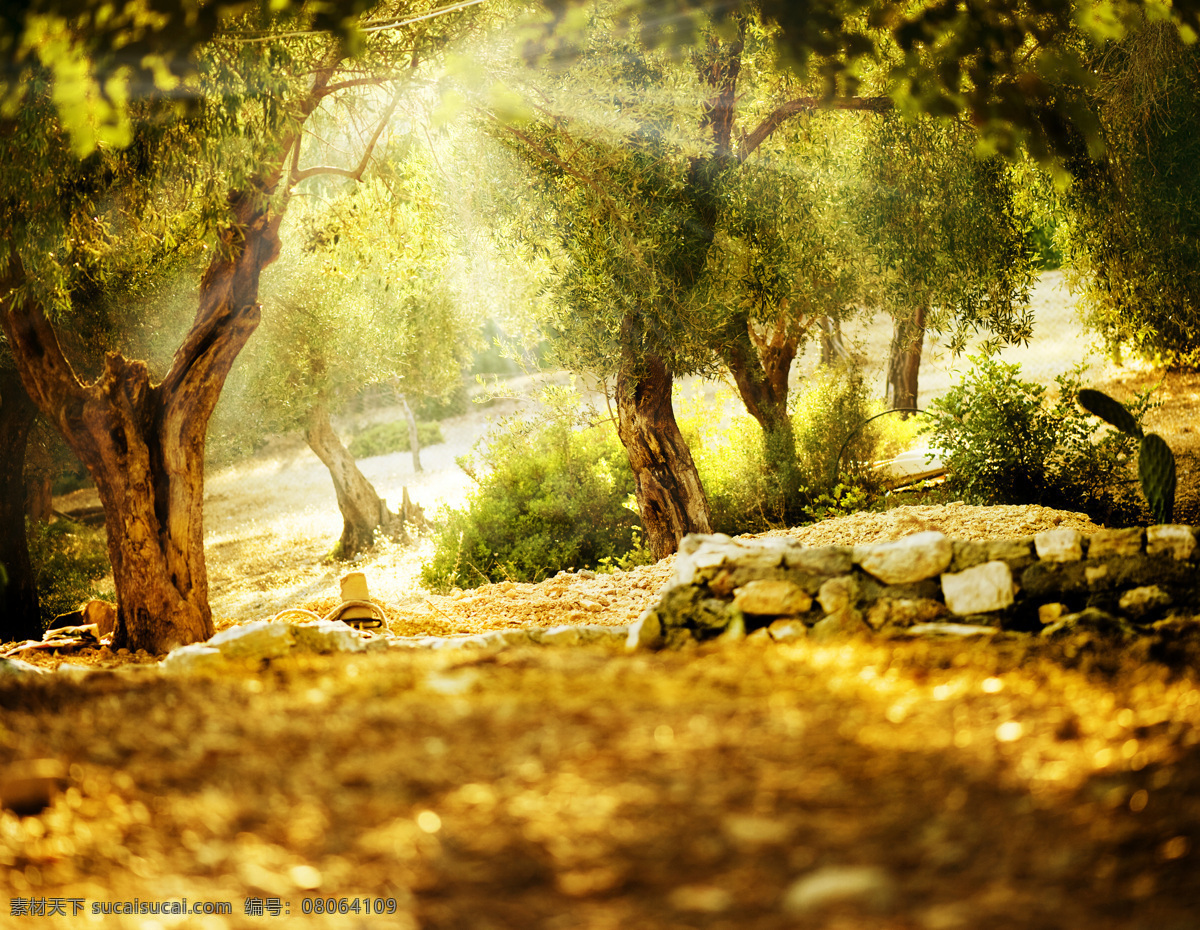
[3,274,1200,927]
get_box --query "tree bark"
[887,305,927,411]
[304,402,407,560]
[721,312,805,512]
[0,366,42,641]
[615,351,712,561]
[1,189,282,653]
[398,394,423,474]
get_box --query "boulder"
[856,531,952,584]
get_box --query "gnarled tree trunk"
[305,402,407,560]
[887,304,927,411]
[615,350,712,561]
[1,191,282,654]
[0,365,42,641]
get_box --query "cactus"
[1078,388,1175,524]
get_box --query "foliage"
[348,420,444,459]
[1077,389,1176,524]
[923,357,1149,522]
[421,392,647,590]
[27,519,113,627]
[678,368,885,535]
[850,114,1038,359]
[1062,23,1200,365]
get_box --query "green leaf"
[1138,433,1176,525]
[1078,388,1142,437]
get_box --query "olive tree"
[0,2,477,653]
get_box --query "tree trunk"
[615,351,712,561]
[398,394,423,474]
[0,366,42,641]
[305,402,407,560]
[887,305,927,411]
[722,313,805,511]
[1,190,283,654]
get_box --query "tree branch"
[739,96,893,161]
[291,83,404,184]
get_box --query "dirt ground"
[3,276,1200,928]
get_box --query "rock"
[718,611,746,642]
[668,885,733,913]
[1118,585,1173,620]
[781,865,895,915]
[733,579,812,616]
[817,576,858,614]
[82,599,118,637]
[810,609,869,642]
[902,623,999,638]
[1088,527,1144,559]
[1042,608,1134,641]
[986,537,1037,572]
[1038,603,1067,625]
[0,759,68,816]
[767,619,808,642]
[941,561,1014,615]
[291,620,367,654]
[950,540,990,572]
[1146,525,1197,560]
[865,598,947,630]
[207,620,296,660]
[783,546,854,575]
[856,531,952,584]
[480,629,535,648]
[160,643,227,673]
[0,657,49,678]
[1034,529,1083,562]
[538,625,583,647]
[626,610,664,651]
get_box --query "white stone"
[291,620,367,654]
[856,531,952,584]
[733,579,812,615]
[767,619,808,643]
[160,644,227,673]
[626,610,663,651]
[1087,527,1143,558]
[1034,528,1083,562]
[538,625,583,646]
[1147,525,1197,560]
[0,657,48,677]
[1118,585,1173,618]
[941,561,1015,615]
[207,621,296,660]
[904,623,998,638]
[817,576,857,614]
[782,865,895,914]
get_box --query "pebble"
[781,865,895,914]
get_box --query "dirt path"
[6,274,1200,927]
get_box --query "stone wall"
[629,526,1200,649]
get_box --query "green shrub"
[348,420,444,459]
[421,394,648,590]
[923,357,1148,522]
[413,381,469,420]
[679,366,888,535]
[28,519,114,627]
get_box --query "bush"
[28,519,113,627]
[421,393,648,590]
[923,357,1148,522]
[679,366,891,535]
[348,420,444,459]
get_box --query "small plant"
[1077,388,1176,524]
[27,518,114,627]
[421,391,647,590]
[348,420,444,459]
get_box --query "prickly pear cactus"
[1139,433,1176,524]
[1079,387,1176,524]
[1078,388,1143,437]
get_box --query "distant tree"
[850,114,1038,409]
[243,170,476,558]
